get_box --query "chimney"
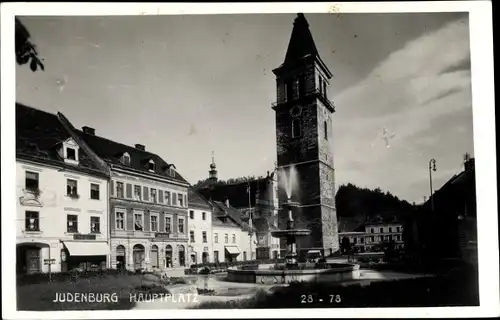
[225,199,230,207]
[82,126,95,135]
[135,144,145,151]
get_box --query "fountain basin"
[226,263,360,284]
[270,229,312,237]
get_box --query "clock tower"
[272,13,339,256]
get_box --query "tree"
[15,18,44,71]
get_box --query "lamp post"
[429,158,437,211]
[247,181,253,260]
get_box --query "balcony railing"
[271,89,335,111]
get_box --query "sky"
[15,12,474,204]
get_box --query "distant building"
[338,216,404,253]
[16,103,110,274]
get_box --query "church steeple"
[209,151,218,182]
[284,13,319,65]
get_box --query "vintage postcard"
[1,1,498,319]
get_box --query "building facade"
[272,13,339,256]
[74,126,190,272]
[16,103,110,274]
[187,189,213,265]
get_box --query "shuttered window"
[143,186,149,201]
[158,190,164,203]
[126,183,132,198]
[110,180,114,196]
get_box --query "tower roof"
[284,13,319,64]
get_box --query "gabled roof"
[75,129,188,184]
[211,201,256,233]
[15,103,105,176]
[337,217,365,233]
[188,188,212,210]
[197,177,272,208]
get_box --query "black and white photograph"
[1,2,498,318]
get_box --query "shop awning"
[62,241,110,256]
[225,246,241,256]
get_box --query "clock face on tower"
[289,105,302,117]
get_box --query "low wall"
[227,264,360,284]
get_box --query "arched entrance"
[151,245,159,269]
[165,245,173,268]
[116,245,126,270]
[17,243,47,274]
[178,245,185,267]
[202,252,209,264]
[132,244,145,270]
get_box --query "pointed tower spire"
[284,13,319,65]
[209,151,218,182]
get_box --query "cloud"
[332,18,472,203]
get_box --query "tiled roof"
[211,201,256,233]
[75,129,188,184]
[188,188,211,210]
[197,177,272,208]
[16,103,105,176]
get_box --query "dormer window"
[60,138,80,165]
[168,167,175,177]
[121,152,131,165]
[148,160,156,172]
[66,148,76,160]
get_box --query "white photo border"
[1,1,497,319]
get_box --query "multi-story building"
[16,103,110,274]
[74,126,190,272]
[187,189,213,265]
[338,216,404,253]
[211,200,257,263]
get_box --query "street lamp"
[429,158,437,211]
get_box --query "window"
[396,227,401,233]
[116,211,125,230]
[360,237,364,244]
[190,230,195,242]
[202,212,206,220]
[67,214,78,233]
[151,189,157,203]
[134,213,143,231]
[25,211,39,231]
[292,118,301,138]
[370,236,374,242]
[66,179,78,197]
[172,193,177,206]
[189,210,194,219]
[165,191,171,205]
[225,234,228,244]
[202,231,207,243]
[214,233,218,243]
[371,228,374,233]
[396,235,400,241]
[165,217,171,233]
[66,147,76,160]
[122,153,131,165]
[353,238,357,244]
[150,215,158,232]
[389,227,392,233]
[214,251,219,263]
[116,182,124,198]
[323,80,327,98]
[90,183,100,200]
[324,121,328,140]
[178,218,184,233]
[379,227,384,233]
[25,171,39,191]
[90,217,100,233]
[319,77,323,94]
[178,193,184,207]
[232,234,236,244]
[148,160,156,172]
[134,185,141,201]
[168,167,175,177]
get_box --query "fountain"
[225,166,360,284]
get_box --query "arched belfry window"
[292,118,302,138]
[324,121,328,140]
